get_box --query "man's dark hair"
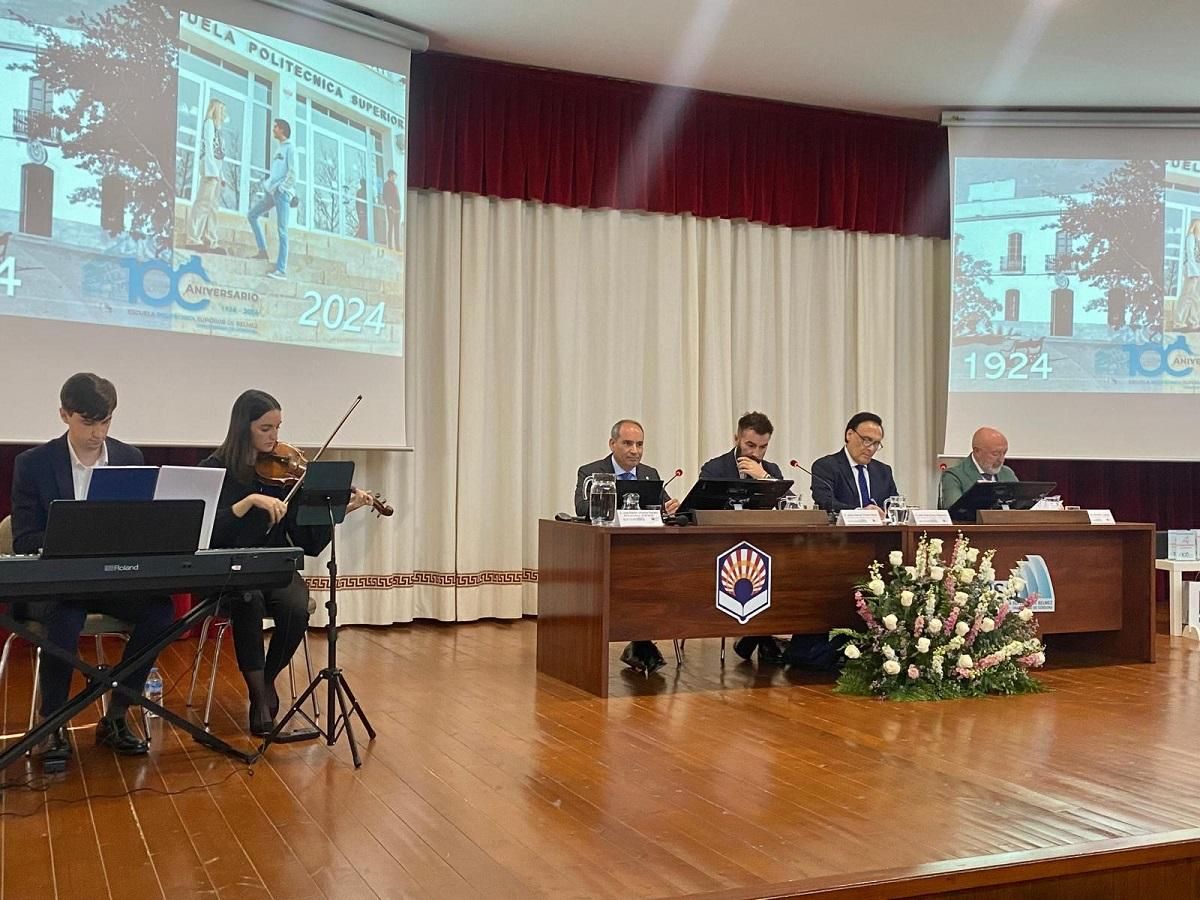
[60,373,117,420]
[387,169,397,178]
[845,411,884,436]
[736,411,774,436]
[274,118,291,139]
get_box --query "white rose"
[1009,576,1026,593]
[843,644,861,659]
[916,637,931,653]
[904,566,918,579]
[868,579,885,597]
[1018,608,1034,622]
[980,617,996,633]
[1033,651,1046,666]
[955,620,970,637]
[882,614,899,631]
[953,591,968,606]
[929,566,944,581]
[959,568,976,585]
[926,617,943,635]
[957,654,974,669]
[882,659,901,676]
[888,550,904,566]
[899,590,914,608]
[966,547,980,563]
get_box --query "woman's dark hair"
[212,389,281,482]
[60,372,117,420]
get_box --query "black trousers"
[227,571,310,679]
[31,595,176,717]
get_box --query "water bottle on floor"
[144,666,163,718]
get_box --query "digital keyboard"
[0,547,303,598]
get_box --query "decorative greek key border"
[305,569,539,590]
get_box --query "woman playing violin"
[202,389,375,736]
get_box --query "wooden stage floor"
[1,619,1199,899]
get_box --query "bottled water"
[144,666,163,718]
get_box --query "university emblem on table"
[716,541,772,624]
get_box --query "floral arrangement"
[831,534,1046,700]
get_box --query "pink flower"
[856,596,880,632]
[907,664,920,679]
[995,602,1010,627]
[854,590,863,601]
[945,607,960,632]
[912,615,925,637]
[943,578,956,595]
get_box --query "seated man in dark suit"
[940,426,1017,509]
[810,411,899,517]
[11,373,175,773]
[699,410,787,665]
[574,419,679,674]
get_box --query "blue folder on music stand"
[85,466,159,501]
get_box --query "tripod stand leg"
[337,674,376,739]
[332,678,362,768]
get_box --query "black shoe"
[95,715,149,756]
[620,642,647,674]
[733,636,757,662]
[39,726,72,774]
[757,636,787,666]
[248,701,276,737]
[638,642,667,676]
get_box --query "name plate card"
[837,509,884,526]
[907,509,953,525]
[615,510,664,528]
[1087,509,1116,525]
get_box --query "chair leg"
[720,637,726,665]
[302,632,319,718]
[0,632,17,691]
[187,615,215,707]
[94,635,109,718]
[673,639,684,666]
[202,623,228,732]
[27,648,41,749]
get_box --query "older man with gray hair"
[940,426,1018,509]
[573,419,679,674]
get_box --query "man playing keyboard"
[10,373,174,773]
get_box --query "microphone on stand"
[663,468,684,491]
[790,459,836,511]
[937,462,947,509]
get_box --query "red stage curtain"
[409,52,950,239]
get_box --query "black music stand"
[257,461,376,767]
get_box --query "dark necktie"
[855,464,871,507]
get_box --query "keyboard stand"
[0,594,257,773]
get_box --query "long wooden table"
[536,520,1155,696]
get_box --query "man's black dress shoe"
[733,637,757,662]
[95,715,149,755]
[757,636,788,665]
[39,726,72,774]
[621,641,666,677]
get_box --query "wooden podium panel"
[537,520,899,696]
[537,520,1157,697]
[905,523,1155,664]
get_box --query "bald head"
[971,427,1008,475]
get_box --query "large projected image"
[950,158,1180,394]
[0,1,406,357]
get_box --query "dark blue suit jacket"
[810,449,899,513]
[699,449,784,481]
[11,434,143,554]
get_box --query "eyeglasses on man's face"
[852,430,883,451]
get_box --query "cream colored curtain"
[307,191,950,624]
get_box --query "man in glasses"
[939,426,1016,509]
[810,411,899,517]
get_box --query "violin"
[255,439,394,517]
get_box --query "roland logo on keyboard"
[103,563,140,572]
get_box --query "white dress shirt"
[67,439,108,500]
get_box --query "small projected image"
[1164,162,1200,335]
[951,158,1166,393]
[170,11,407,357]
[0,0,178,323]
